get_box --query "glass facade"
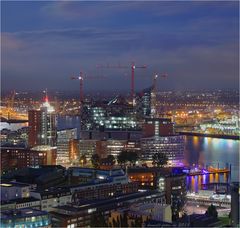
[140,135,185,166]
[81,99,139,131]
[40,106,57,147]
[1,209,51,228]
[135,86,153,118]
[79,140,97,160]
[56,128,78,166]
[106,140,127,157]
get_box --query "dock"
[183,167,230,176]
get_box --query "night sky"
[1,1,239,93]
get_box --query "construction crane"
[70,71,105,105]
[151,73,168,118]
[7,90,16,119]
[71,72,84,104]
[153,72,167,92]
[97,62,147,103]
[43,88,49,102]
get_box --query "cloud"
[1,1,239,91]
[41,1,238,21]
[2,26,238,91]
[41,1,139,20]
[1,33,25,50]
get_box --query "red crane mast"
[97,62,147,102]
[71,71,105,104]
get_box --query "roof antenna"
[44,88,49,102]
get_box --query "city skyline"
[2,1,239,92]
[1,2,239,226]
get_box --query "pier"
[183,166,230,176]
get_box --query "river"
[184,136,239,191]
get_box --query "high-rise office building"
[135,86,152,118]
[140,117,184,166]
[28,110,42,147]
[56,128,77,166]
[28,96,57,147]
[135,81,159,118]
[140,135,185,166]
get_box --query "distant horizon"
[1,88,239,99]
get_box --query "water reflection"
[184,136,239,182]
[223,173,227,182]
[187,173,231,192]
[1,117,239,189]
[0,122,28,131]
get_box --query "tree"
[205,204,218,218]
[90,212,108,227]
[106,155,116,165]
[117,151,129,166]
[117,150,139,167]
[152,152,168,167]
[91,154,100,169]
[80,154,87,166]
[127,151,138,166]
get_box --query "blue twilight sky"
[1,1,239,93]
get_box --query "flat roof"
[1,197,40,205]
[31,187,71,196]
[0,182,30,188]
[51,190,164,215]
[1,208,48,220]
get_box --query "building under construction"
[80,84,157,131]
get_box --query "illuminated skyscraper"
[28,95,57,147]
[135,86,152,118]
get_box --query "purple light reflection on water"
[186,176,190,189]
[186,172,230,192]
[202,174,206,184]
[194,176,198,192]
[202,169,208,174]
[184,136,239,182]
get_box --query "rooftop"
[128,167,186,177]
[0,182,30,188]
[31,187,71,196]
[1,208,49,220]
[1,197,40,205]
[50,190,164,216]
